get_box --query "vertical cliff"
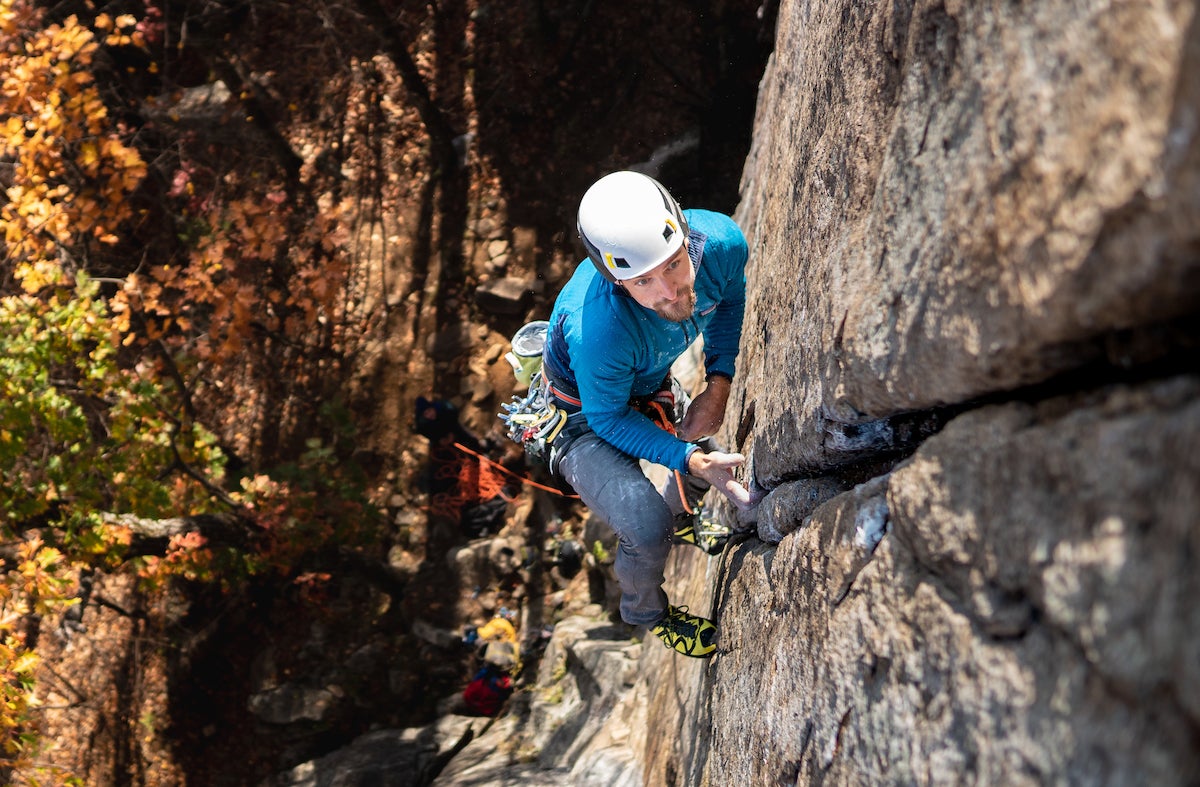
[638,0,1200,784]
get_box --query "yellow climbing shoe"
[650,606,718,658]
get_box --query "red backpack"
[462,665,513,716]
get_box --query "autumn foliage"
[0,3,383,780]
[2,5,144,287]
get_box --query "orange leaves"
[0,8,146,290]
[12,538,76,616]
[94,13,145,48]
[226,195,288,261]
[122,191,294,365]
[133,531,220,589]
[0,2,27,41]
[161,531,215,582]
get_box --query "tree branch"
[204,55,304,183]
[101,511,256,555]
[354,0,461,173]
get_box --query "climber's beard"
[654,287,697,322]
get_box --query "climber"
[539,170,753,658]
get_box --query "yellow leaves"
[2,538,77,619]
[0,2,25,41]
[0,8,146,282]
[14,258,67,294]
[9,650,38,676]
[2,115,22,146]
[17,538,63,575]
[0,534,69,768]
[76,138,98,168]
[95,13,144,48]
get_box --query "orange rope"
[453,442,580,499]
[428,442,515,520]
[644,400,695,516]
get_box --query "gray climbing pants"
[553,382,716,627]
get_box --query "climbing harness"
[493,320,702,511]
[641,386,697,517]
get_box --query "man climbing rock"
[540,170,754,658]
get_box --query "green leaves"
[0,270,224,531]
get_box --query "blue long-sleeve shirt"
[543,209,748,473]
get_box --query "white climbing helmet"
[577,171,689,283]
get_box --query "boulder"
[475,276,533,316]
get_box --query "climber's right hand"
[686,449,753,511]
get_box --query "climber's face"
[619,242,696,322]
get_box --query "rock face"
[708,379,1200,785]
[431,613,647,786]
[635,0,1200,784]
[733,0,1199,484]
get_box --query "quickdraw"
[498,372,567,466]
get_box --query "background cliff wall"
[638,0,1200,784]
